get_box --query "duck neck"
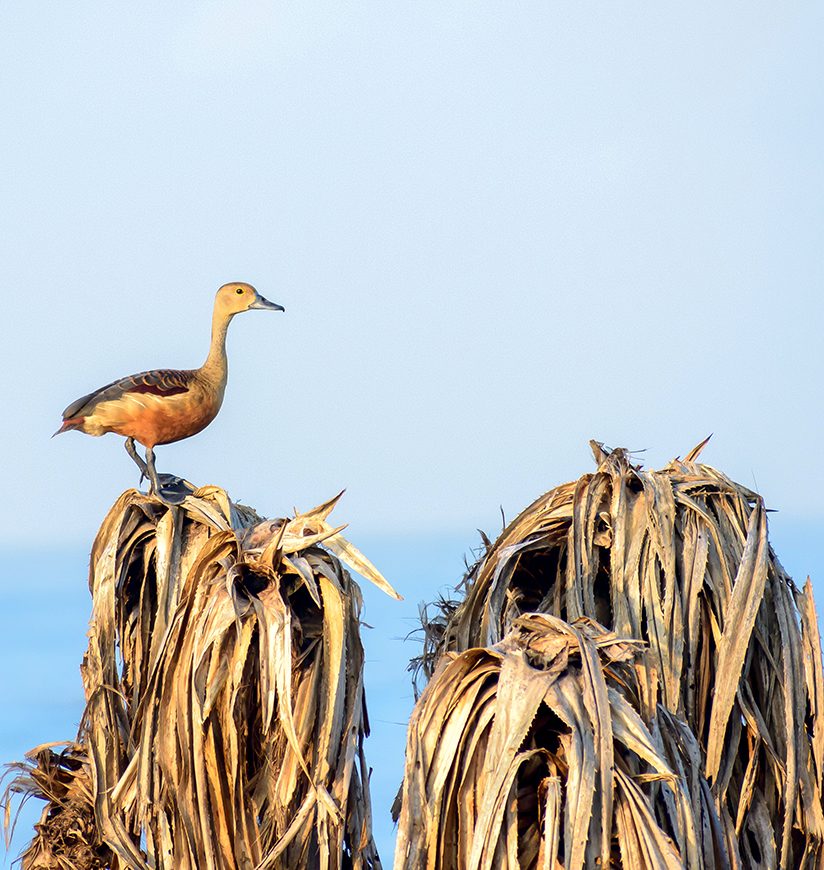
[201,307,233,385]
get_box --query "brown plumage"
[56,282,284,498]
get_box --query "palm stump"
[6,486,398,870]
[396,443,824,869]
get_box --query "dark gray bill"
[251,295,285,312]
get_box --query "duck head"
[215,282,285,316]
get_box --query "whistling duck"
[56,282,284,500]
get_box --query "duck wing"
[62,369,195,419]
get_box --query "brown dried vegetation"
[4,485,399,870]
[395,441,824,869]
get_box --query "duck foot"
[154,474,195,505]
[143,447,194,506]
[123,440,195,505]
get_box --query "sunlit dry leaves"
[400,444,824,868]
[4,486,394,869]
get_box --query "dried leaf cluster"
[396,442,824,868]
[3,743,107,869]
[5,485,398,869]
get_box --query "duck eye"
[236,287,244,294]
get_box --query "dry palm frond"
[5,485,398,870]
[397,441,824,869]
[3,742,109,869]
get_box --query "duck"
[55,282,284,500]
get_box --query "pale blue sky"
[1,2,822,865]
[0,2,821,544]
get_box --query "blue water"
[1,515,820,867]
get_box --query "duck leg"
[124,437,148,481]
[144,448,191,505]
[145,447,163,496]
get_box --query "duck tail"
[52,418,83,438]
